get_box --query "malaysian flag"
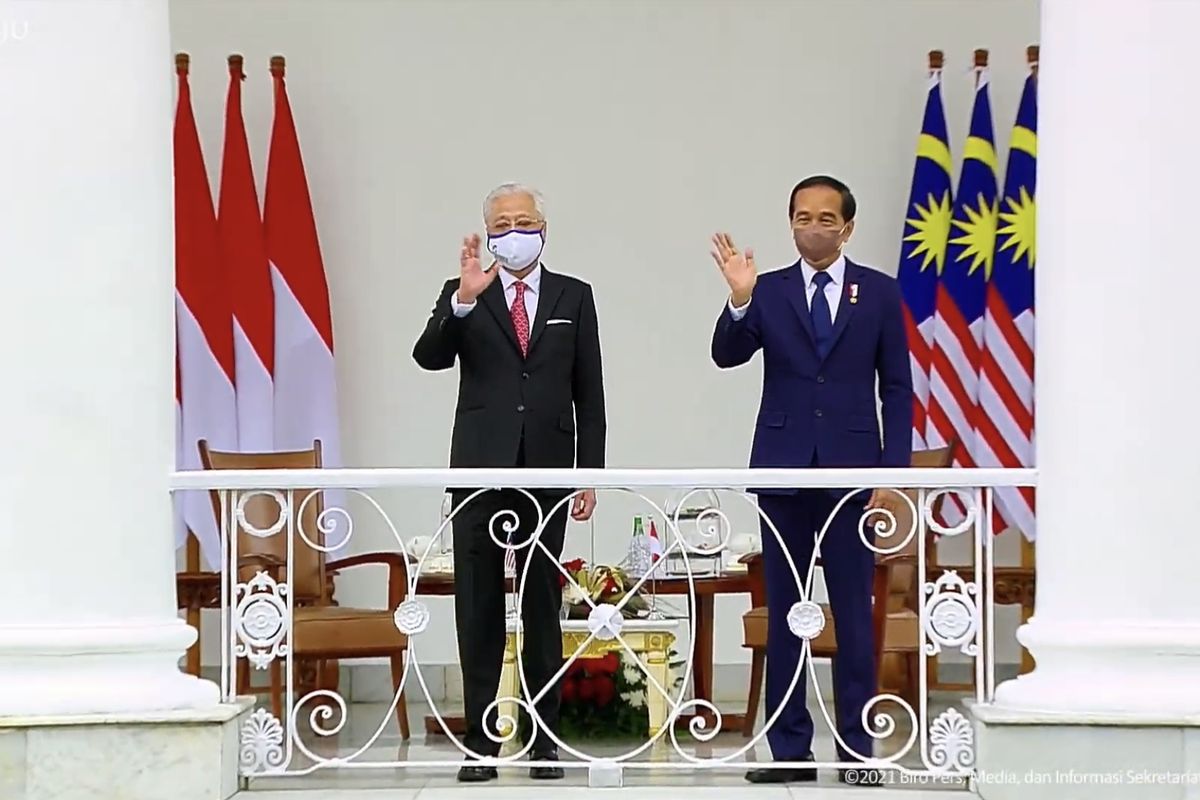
[978,49,1038,539]
[926,52,998,484]
[897,52,954,451]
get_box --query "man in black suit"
[413,183,606,782]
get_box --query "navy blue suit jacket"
[711,258,913,482]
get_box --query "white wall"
[169,0,1038,668]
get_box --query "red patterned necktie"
[510,281,530,357]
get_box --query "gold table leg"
[497,632,520,757]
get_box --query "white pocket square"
[546,319,572,325]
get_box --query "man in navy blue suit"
[710,175,912,786]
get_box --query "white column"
[995,0,1200,714]
[0,0,217,714]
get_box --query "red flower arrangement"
[553,558,666,739]
[559,558,586,588]
[561,653,620,707]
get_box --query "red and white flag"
[175,53,238,568]
[264,56,343,536]
[648,519,664,562]
[219,55,274,452]
[174,353,187,552]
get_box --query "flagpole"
[974,48,989,87]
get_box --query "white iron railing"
[170,467,1036,787]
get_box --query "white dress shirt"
[452,264,541,321]
[729,255,846,321]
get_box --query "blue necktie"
[810,271,834,359]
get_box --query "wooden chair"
[177,532,218,677]
[199,440,412,739]
[739,444,955,736]
[877,444,956,702]
[739,549,897,737]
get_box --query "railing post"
[589,758,623,787]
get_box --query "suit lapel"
[782,260,817,347]
[480,278,521,354]
[825,260,861,358]
[526,267,563,354]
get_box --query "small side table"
[496,618,680,753]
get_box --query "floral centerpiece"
[559,558,651,619]
[551,559,679,740]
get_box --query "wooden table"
[414,571,753,735]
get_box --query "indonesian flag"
[219,55,274,452]
[174,353,186,552]
[175,53,238,568]
[264,55,343,539]
[648,519,664,562]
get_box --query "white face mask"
[487,230,543,272]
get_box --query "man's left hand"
[865,488,904,520]
[571,489,597,521]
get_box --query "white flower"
[563,583,586,606]
[621,690,646,708]
[622,663,643,684]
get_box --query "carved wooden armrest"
[238,553,285,567]
[327,551,410,608]
[738,551,762,566]
[175,571,221,610]
[236,554,286,580]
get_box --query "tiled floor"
[235,699,974,796]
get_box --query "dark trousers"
[451,479,568,758]
[757,488,875,762]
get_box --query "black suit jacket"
[413,266,606,469]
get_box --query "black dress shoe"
[745,763,818,783]
[530,751,564,780]
[840,767,884,786]
[456,764,498,783]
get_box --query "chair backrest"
[886,442,957,558]
[197,440,327,604]
[878,441,957,610]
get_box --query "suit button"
[817,375,826,384]
[814,409,823,418]
[522,372,529,380]
[517,405,525,413]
